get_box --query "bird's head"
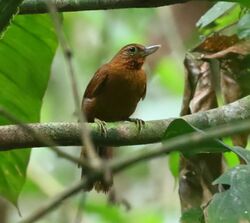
[111,43,161,70]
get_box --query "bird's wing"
[84,65,109,99]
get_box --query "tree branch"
[19,0,190,14]
[0,95,250,150]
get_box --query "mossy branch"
[0,95,249,150]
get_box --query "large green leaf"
[164,119,250,157]
[0,15,57,206]
[207,165,250,222]
[0,0,24,34]
[197,2,241,36]
[207,147,250,222]
[165,120,250,222]
[163,119,230,155]
[197,2,237,29]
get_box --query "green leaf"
[0,15,57,206]
[197,3,241,36]
[0,0,24,34]
[163,119,230,155]
[237,11,250,38]
[197,2,237,29]
[207,164,250,223]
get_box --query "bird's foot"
[128,118,145,132]
[94,118,108,137]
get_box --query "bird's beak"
[143,44,161,57]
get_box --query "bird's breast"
[94,69,146,121]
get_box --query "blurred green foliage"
[155,57,184,95]
[168,151,180,178]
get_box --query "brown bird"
[81,43,161,192]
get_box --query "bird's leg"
[94,118,108,137]
[127,118,145,132]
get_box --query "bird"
[81,43,161,192]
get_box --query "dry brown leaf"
[180,52,218,116]
[194,34,239,53]
[197,35,250,149]
[179,35,250,216]
[203,40,250,59]
[179,52,222,214]
[220,54,250,150]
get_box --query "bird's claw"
[94,118,108,137]
[128,118,145,132]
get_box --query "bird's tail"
[80,146,113,193]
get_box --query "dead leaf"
[194,34,239,53]
[179,52,222,214]
[180,52,218,115]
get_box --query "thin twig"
[20,115,250,223]
[19,179,90,223]
[46,1,100,165]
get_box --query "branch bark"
[18,0,229,14]
[19,0,188,14]
[0,95,250,150]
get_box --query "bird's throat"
[123,59,144,70]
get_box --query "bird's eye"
[128,46,137,55]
